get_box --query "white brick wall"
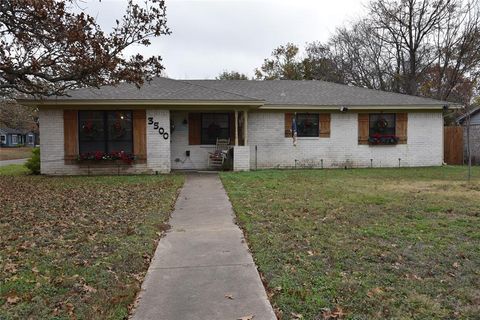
[146,109,171,173]
[248,111,443,169]
[40,109,443,174]
[170,111,216,170]
[39,108,171,175]
[233,146,250,171]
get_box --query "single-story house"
[0,127,36,147]
[457,107,480,165]
[18,77,454,175]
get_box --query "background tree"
[301,41,345,83]
[367,0,480,100]
[254,0,479,104]
[0,0,170,98]
[216,71,249,80]
[0,100,38,132]
[254,42,344,83]
[255,43,303,80]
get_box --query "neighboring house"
[0,127,36,147]
[457,107,480,165]
[18,77,455,175]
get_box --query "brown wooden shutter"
[285,113,294,137]
[319,113,331,138]
[396,113,408,144]
[133,110,147,160]
[64,110,78,163]
[188,113,201,145]
[358,113,369,145]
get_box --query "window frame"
[78,110,134,154]
[369,113,396,137]
[28,134,34,144]
[11,134,18,145]
[200,112,231,145]
[0,135,5,143]
[295,113,320,137]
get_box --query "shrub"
[25,147,40,174]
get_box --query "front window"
[296,113,319,137]
[28,135,33,144]
[78,111,133,154]
[201,113,230,145]
[1,135,5,143]
[369,113,397,145]
[11,134,18,144]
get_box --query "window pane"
[107,111,133,153]
[296,113,319,137]
[369,114,396,136]
[201,113,230,145]
[79,111,106,154]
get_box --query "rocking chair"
[208,138,231,168]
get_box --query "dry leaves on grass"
[0,175,182,319]
[320,306,347,319]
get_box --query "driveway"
[0,158,28,166]
[131,173,276,320]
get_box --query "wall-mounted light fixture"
[340,106,349,112]
[182,118,188,125]
[443,104,449,111]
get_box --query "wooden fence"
[444,126,464,165]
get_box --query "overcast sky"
[84,0,367,79]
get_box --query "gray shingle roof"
[53,77,260,101]
[32,77,452,107]
[0,127,25,135]
[186,79,450,106]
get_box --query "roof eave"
[259,104,452,110]
[17,99,265,108]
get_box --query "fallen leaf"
[367,287,383,298]
[225,294,234,300]
[4,263,17,274]
[307,250,314,256]
[321,306,347,319]
[453,262,460,269]
[237,315,254,320]
[291,311,303,318]
[83,284,97,293]
[7,295,20,304]
[32,267,39,273]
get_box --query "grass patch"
[221,166,480,319]
[0,147,33,160]
[0,174,184,319]
[0,164,29,176]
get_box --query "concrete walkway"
[131,173,276,320]
[0,158,28,166]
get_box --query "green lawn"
[0,174,184,319]
[221,166,480,320]
[0,164,30,176]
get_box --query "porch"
[170,110,250,171]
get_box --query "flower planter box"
[368,135,399,145]
[77,151,136,165]
[76,159,136,166]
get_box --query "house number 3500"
[148,117,169,140]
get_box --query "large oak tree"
[0,0,170,98]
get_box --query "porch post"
[244,110,248,145]
[234,110,238,146]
